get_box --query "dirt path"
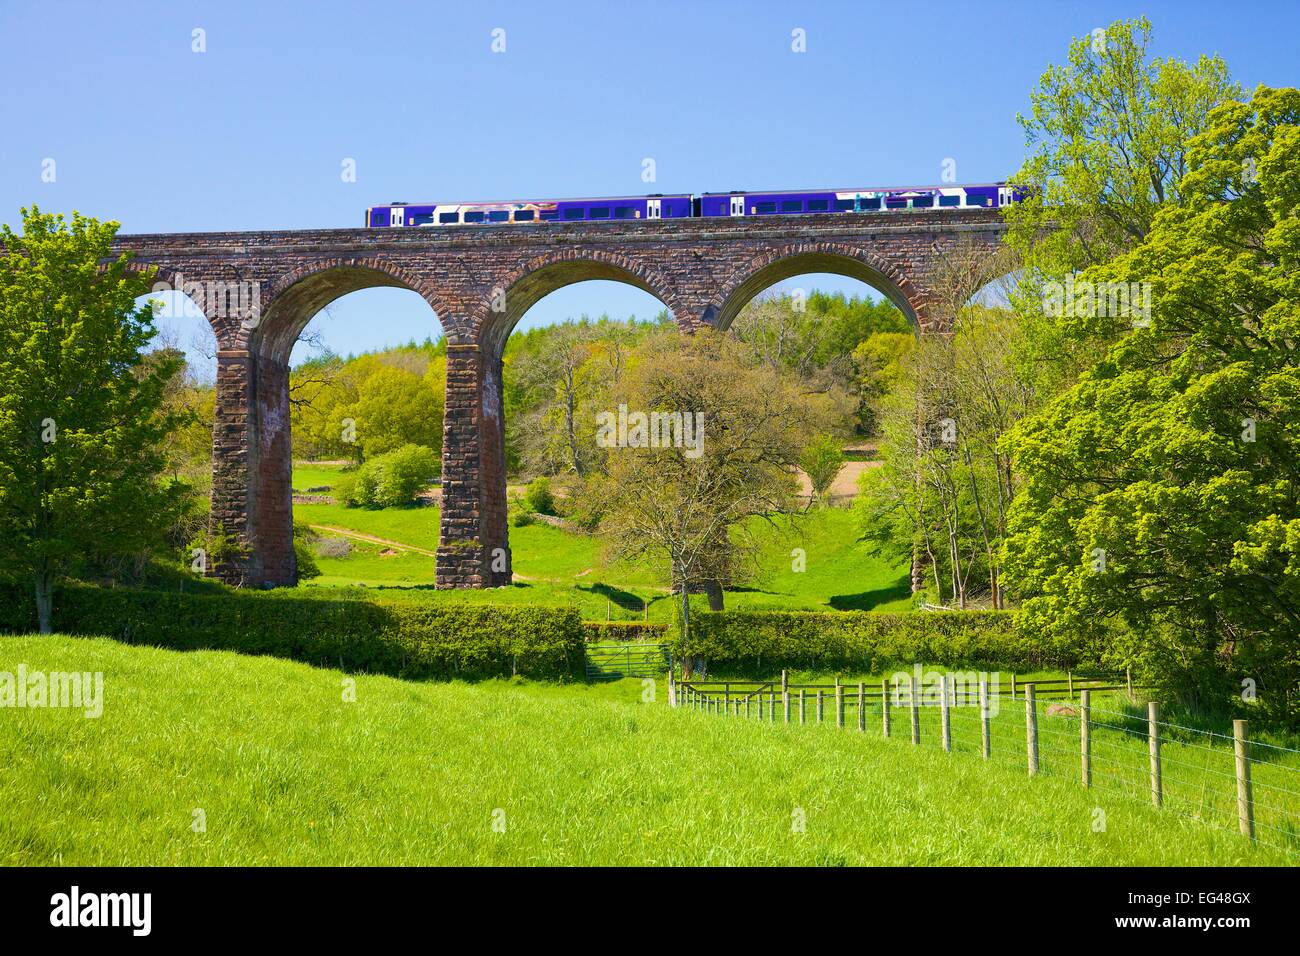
[308,525,439,557]
[311,523,670,593]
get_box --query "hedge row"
[0,585,586,681]
[582,621,670,643]
[674,610,1087,674]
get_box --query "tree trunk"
[703,580,724,612]
[679,584,693,679]
[34,569,54,635]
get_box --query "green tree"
[0,208,188,631]
[348,365,443,461]
[1004,16,1240,399]
[586,329,824,672]
[852,331,915,435]
[799,434,843,506]
[1004,87,1300,718]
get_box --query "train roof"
[699,183,1013,196]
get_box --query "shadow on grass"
[579,582,647,611]
[829,579,912,611]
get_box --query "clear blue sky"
[2,0,1295,374]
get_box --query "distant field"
[292,460,912,620]
[2,635,1290,866]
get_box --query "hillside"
[0,635,1286,866]
[293,462,914,619]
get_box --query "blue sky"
[2,0,1295,374]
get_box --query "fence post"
[782,671,790,724]
[836,679,844,729]
[725,683,731,713]
[1025,683,1039,776]
[882,679,891,738]
[1010,673,1016,701]
[1234,719,1255,840]
[769,688,775,722]
[668,671,677,708]
[857,682,866,732]
[1080,689,1091,788]
[1126,667,1133,700]
[939,675,951,752]
[817,690,824,724]
[1148,701,1162,808]
[909,676,920,745]
[978,678,990,759]
[745,696,751,719]
[799,689,806,725]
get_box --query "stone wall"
[112,210,1007,588]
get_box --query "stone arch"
[478,250,682,359]
[711,242,930,334]
[253,257,453,361]
[210,257,452,589]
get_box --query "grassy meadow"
[2,634,1293,866]
[292,461,913,619]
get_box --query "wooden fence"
[670,670,1300,858]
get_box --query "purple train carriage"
[697,183,1027,217]
[365,183,1027,228]
[366,194,694,228]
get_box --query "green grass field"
[292,462,912,619]
[1,635,1292,866]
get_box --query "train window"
[488,210,509,222]
[885,198,908,209]
[755,202,777,214]
[939,195,961,208]
[410,214,434,226]
[464,211,486,223]
[589,207,610,219]
[564,208,584,220]
[912,196,934,208]
[780,200,802,213]
[808,199,829,211]
[834,199,855,211]
[614,206,634,219]
[514,210,535,221]
[861,197,881,209]
[540,210,559,220]
[439,212,459,224]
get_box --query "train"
[364,183,1028,228]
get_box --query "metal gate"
[584,643,672,681]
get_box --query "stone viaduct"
[109,208,1007,589]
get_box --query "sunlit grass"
[294,481,913,620]
[0,635,1290,866]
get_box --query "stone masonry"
[110,209,1007,588]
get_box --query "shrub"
[374,444,438,506]
[523,477,556,516]
[293,521,322,580]
[583,621,670,643]
[673,610,1087,676]
[336,444,437,508]
[314,536,353,559]
[0,584,586,682]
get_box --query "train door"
[730,195,745,217]
[647,199,661,219]
[390,207,406,227]
[998,187,1014,207]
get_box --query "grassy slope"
[1,635,1289,866]
[293,463,911,619]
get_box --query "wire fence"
[670,671,1300,859]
